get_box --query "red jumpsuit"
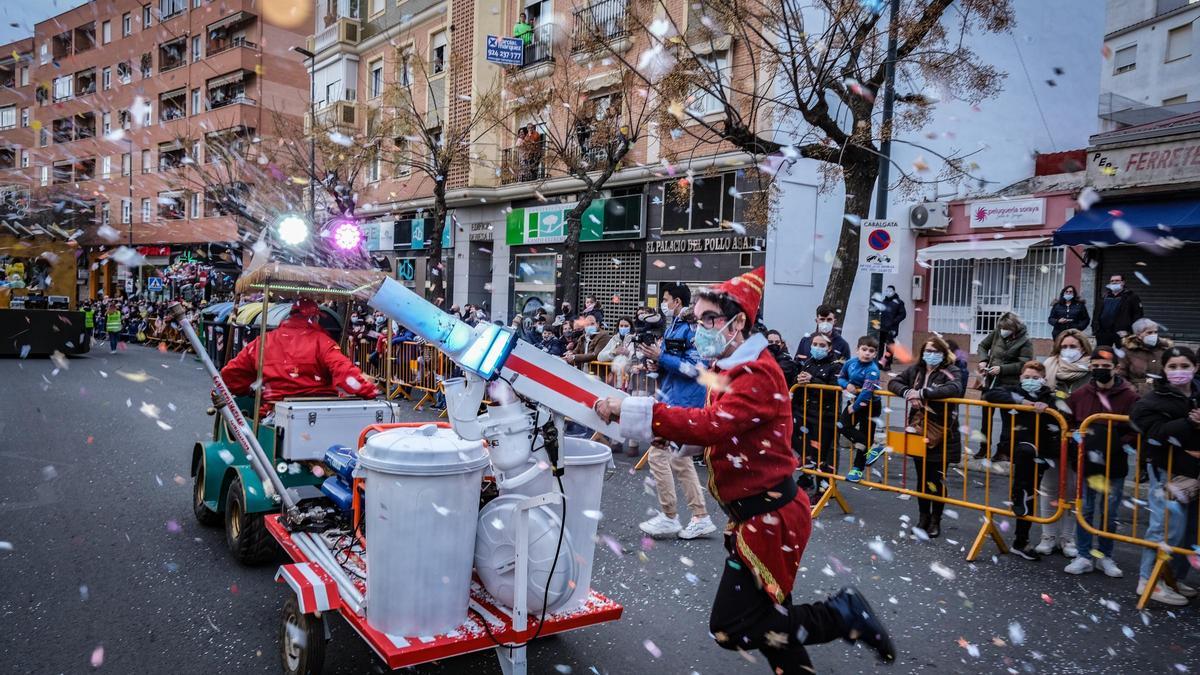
[221,314,378,415]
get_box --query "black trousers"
[981,405,1015,459]
[710,553,846,674]
[912,456,946,519]
[840,399,880,470]
[1010,441,1045,545]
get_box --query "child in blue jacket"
[839,336,883,482]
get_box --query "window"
[193,0,201,7]
[53,161,72,184]
[1114,45,1137,74]
[20,108,29,127]
[143,5,153,28]
[74,68,97,96]
[159,38,187,71]
[1164,94,1189,105]
[119,109,131,130]
[19,67,28,87]
[102,67,111,90]
[41,166,49,186]
[76,158,95,181]
[142,101,153,126]
[159,89,186,121]
[140,52,153,78]
[20,150,29,168]
[74,22,97,53]
[191,88,201,115]
[514,253,557,309]
[101,155,112,177]
[1166,23,1192,62]
[158,142,186,170]
[53,76,73,101]
[0,106,15,130]
[662,172,737,232]
[142,149,152,173]
[192,36,201,61]
[102,20,112,44]
[122,13,132,36]
[393,139,411,176]
[368,59,383,98]
[159,0,186,19]
[430,31,447,74]
[397,47,413,87]
[121,199,131,224]
[102,111,111,134]
[117,61,132,84]
[101,202,110,227]
[74,112,96,140]
[141,198,151,222]
[121,153,131,176]
[158,191,185,219]
[367,153,381,182]
[191,192,200,218]
[369,0,384,15]
[687,52,730,116]
[429,127,443,166]
[39,128,49,147]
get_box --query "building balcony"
[521,23,555,69]
[500,140,547,185]
[305,99,362,134]
[571,0,629,52]
[309,17,361,55]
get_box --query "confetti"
[930,561,956,580]
[90,646,104,668]
[642,639,662,658]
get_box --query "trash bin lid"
[358,424,489,476]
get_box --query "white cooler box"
[273,399,398,461]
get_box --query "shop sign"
[968,198,1045,229]
[362,220,396,252]
[137,246,171,257]
[506,195,643,245]
[1089,139,1200,189]
[396,258,415,282]
[644,235,764,254]
[395,214,454,250]
[857,220,899,274]
[469,222,494,242]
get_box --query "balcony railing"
[500,138,547,184]
[208,95,256,110]
[571,0,629,52]
[521,23,555,68]
[207,36,258,56]
[312,17,361,53]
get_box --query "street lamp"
[292,46,317,230]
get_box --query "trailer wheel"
[281,596,326,675]
[192,463,220,527]
[224,475,276,565]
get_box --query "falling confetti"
[930,561,956,580]
[642,639,662,658]
[90,646,104,668]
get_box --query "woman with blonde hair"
[1044,329,1093,395]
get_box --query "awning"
[916,237,1048,262]
[1053,198,1200,246]
[207,11,252,34]
[206,70,247,89]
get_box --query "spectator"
[792,333,843,497]
[983,360,1061,560]
[565,314,609,368]
[765,329,798,383]
[887,336,964,537]
[538,325,565,356]
[580,295,604,327]
[1117,317,1173,396]
[1047,285,1090,339]
[1130,347,1200,606]
[973,312,1034,469]
[877,284,907,359]
[794,304,852,362]
[513,11,533,44]
[1063,346,1139,579]
[839,335,883,483]
[944,339,970,393]
[1092,273,1143,348]
[598,317,637,389]
[522,123,543,180]
[555,301,576,327]
[1035,328,1093,557]
[636,282,715,540]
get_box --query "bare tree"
[597,0,1012,310]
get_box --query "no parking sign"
[857,219,899,274]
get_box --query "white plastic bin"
[357,424,489,636]
[517,436,612,612]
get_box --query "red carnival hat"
[292,298,321,319]
[714,266,765,325]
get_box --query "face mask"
[810,346,829,360]
[1107,283,1123,293]
[1166,368,1195,386]
[695,323,734,359]
[1143,334,1158,347]
[618,326,630,336]
[884,288,896,298]
[999,328,1013,338]
[1062,293,1074,301]
[1020,378,1044,394]
[1060,348,1082,363]
[817,321,834,334]
[1090,368,1113,384]
[922,352,944,367]
[585,325,598,335]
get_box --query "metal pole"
[868,0,900,337]
[308,53,316,227]
[252,282,270,434]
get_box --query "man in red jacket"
[221,298,378,416]
[594,268,894,674]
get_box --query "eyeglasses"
[697,313,730,329]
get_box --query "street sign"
[857,219,899,274]
[124,279,134,295]
[485,35,524,66]
[146,277,164,292]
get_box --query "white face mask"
[1059,347,1082,363]
[999,328,1013,338]
[1143,334,1158,347]
[1107,283,1123,293]
[817,321,834,335]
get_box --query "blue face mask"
[618,326,630,336]
[585,325,598,335]
[1020,378,1044,394]
[694,324,732,359]
[922,352,944,367]
[810,346,829,360]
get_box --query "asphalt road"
[2,344,1199,674]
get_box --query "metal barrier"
[792,383,1073,561]
[1074,413,1200,609]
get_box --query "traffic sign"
[485,35,524,66]
[857,219,899,274]
[147,277,164,292]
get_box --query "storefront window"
[662,172,737,232]
[514,252,555,312]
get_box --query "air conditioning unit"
[908,201,949,230]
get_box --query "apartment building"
[0,0,311,299]
[0,39,35,225]
[1099,0,1200,130]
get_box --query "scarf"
[1045,355,1090,390]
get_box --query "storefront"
[366,213,454,298]
[1055,114,1200,343]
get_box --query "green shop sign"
[506,194,643,245]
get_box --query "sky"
[0,0,89,45]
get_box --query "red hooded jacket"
[221,314,378,414]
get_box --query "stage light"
[276,215,309,246]
[331,220,363,251]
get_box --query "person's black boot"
[828,586,896,664]
[916,513,930,534]
[927,516,941,538]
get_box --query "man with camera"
[635,282,717,540]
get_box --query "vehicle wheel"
[224,475,276,565]
[281,596,326,675]
[192,462,221,527]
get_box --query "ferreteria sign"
[1089,138,1200,189]
[645,236,764,254]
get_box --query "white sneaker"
[1173,581,1199,598]
[639,512,682,537]
[1096,557,1124,578]
[678,515,717,540]
[1063,557,1094,575]
[1061,539,1079,559]
[1034,535,1057,556]
[1137,579,1188,606]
